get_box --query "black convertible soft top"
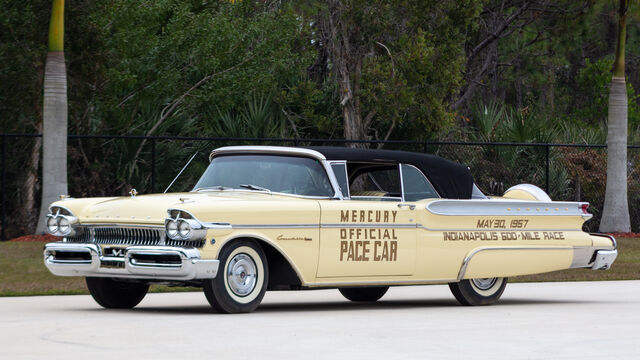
[310,147,474,199]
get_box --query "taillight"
[580,203,590,214]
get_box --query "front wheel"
[203,240,268,313]
[449,277,507,306]
[339,286,389,302]
[86,277,149,309]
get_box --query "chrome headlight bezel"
[166,219,179,239]
[164,210,207,241]
[46,215,59,234]
[45,206,80,237]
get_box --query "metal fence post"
[545,145,550,194]
[151,138,156,193]
[1,134,6,241]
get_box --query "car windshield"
[193,154,334,197]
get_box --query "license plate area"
[100,247,127,268]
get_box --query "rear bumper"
[590,249,617,270]
[570,233,618,270]
[44,242,219,281]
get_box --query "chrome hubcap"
[472,278,497,290]
[227,253,257,297]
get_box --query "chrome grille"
[67,226,164,246]
[66,226,206,248]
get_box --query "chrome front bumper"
[44,242,219,281]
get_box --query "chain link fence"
[2,133,639,240]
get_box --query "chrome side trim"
[233,224,319,229]
[426,199,590,217]
[351,196,402,201]
[504,184,552,201]
[417,224,583,232]
[202,222,232,230]
[44,242,219,280]
[321,223,417,229]
[231,223,417,229]
[308,279,454,288]
[457,246,566,280]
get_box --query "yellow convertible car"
[43,146,617,313]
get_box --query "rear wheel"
[449,277,507,306]
[86,277,149,309]
[339,286,389,302]
[203,240,268,313]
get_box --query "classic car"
[43,146,617,313]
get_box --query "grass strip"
[0,242,195,296]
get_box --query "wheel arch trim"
[457,246,570,280]
[218,234,307,286]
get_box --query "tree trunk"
[600,0,629,233]
[322,0,369,148]
[36,51,68,234]
[339,59,368,148]
[600,77,630,232]
[20,123,42,231]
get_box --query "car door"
[316,163,417,278]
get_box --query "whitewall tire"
[449,277,507,306]
[203,240,268,313]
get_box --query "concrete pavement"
[1,280,639,359]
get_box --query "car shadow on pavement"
[254,298,599,313]
[74,298,603,315]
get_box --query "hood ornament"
[129,188,138,198]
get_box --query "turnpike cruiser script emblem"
[43,145,617,313]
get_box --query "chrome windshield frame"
[203,146,344,200]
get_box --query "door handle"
[397,203,416,210]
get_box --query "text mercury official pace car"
[43,146,617,313]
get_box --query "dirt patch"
[9,234,58,242]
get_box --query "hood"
[52,191,287,225]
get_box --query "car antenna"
[164,152,198,193]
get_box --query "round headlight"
[47,216,59,234]
[178,220,191,239]
[166,220,178,239]
[58,217,71,235]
